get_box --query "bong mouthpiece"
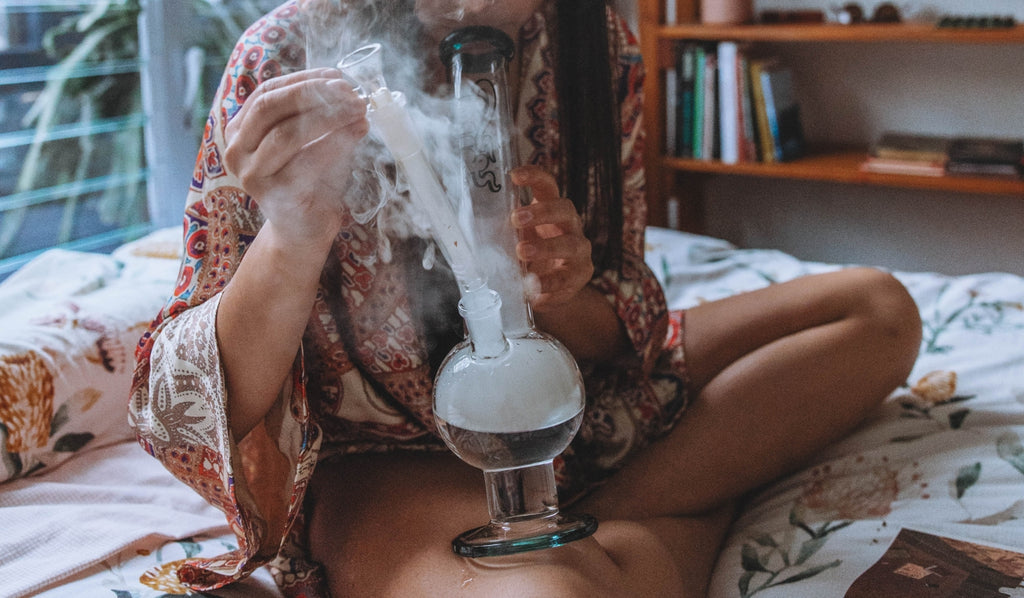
[338,43,391,107]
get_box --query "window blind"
[0,1,148,279]
[1,0,279,281]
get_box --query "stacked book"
[667,41,806,164]
[861,132,950,176]
[946,137,1024,178]
[861,132,1024,179]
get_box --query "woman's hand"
[511,165,593,312]
[223,68,369,250]
[510,166,628,363]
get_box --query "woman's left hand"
[511,165,593,312]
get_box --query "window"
[0,0,278,280]
[1,1,147,279]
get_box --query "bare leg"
[581,267,922,520]
[308,451,729,597]
[307,268,919,596]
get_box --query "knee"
[844,267,922,377]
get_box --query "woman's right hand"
[223,67,370,250]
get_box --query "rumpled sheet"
[2,227,1022,597]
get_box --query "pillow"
[0,229,180,483]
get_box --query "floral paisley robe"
[129,2,690,596]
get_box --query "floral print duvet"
[2,226,1022,597]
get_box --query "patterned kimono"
[129,2,690,596]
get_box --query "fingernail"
[511,208,532,226]
[518,243,537,259]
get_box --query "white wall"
[663,0,1024,276]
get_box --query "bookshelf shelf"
[658,24,1024,45]
[663,148,1024,196]
[638,0,1024,230]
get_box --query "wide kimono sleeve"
[586,14,668,375]
[128,5,324,592]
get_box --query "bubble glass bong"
[433,26,597,558]
[339,28,596,559]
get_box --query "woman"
[130,1,922,596]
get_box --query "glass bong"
[338,27,597,559]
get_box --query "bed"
[2,226,1022,597]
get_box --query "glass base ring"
[452,512,598,558]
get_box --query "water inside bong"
[436,407,583,472]
[433,334,584,434]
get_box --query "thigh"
[682,267,916,390]
[307,451,710,597]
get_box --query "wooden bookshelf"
[664,148,1024,196]
[638,0,1024,230]
[659,23,1024,44]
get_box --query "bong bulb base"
[453,512,598,558]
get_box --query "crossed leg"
[308,267,922,596]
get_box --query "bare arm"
[216,68,369,440]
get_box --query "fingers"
[224,69,368,180]
[510,165,593,310]
[511,164,560,202]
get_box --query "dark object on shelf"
[937,15,1017,29]
[838,3,865,24]
[832,2,902,25]
[946,137,1024,179]
[759,10,826,24]
[758,64,805,162]
[870,3,901,23]
[872,132,951,162]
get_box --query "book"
[700,51,719,161]
[737,53,758,163]
[675,43,699,158]
[758,63,805,162]
[946,161,1021,178]
[846,528,1024,597]
[748,58,776,163]
[948,136,1024,165]
[716,41,740,164]
[665,64,677,156]
[860,156,946,177]
[872,132,951,163]
[691,45,707,160]
[946,136,1024,179]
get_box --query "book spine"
[665,64,677,156]
[677,43,697,158]
[701,51,718,161]
[738,53,757,162]
[749,60,775,164]
[691,45,706,160]
[760,67,782,162]
[717,41,739,164]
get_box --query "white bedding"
[1,226,1021,597]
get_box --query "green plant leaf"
[997,432,1024,476]
[177,539,203,559]
[776,560,842,585]
[795,536,829,566]
[53,432,95,452]
[955,461,981,499]
[741,543,770,573]
[738,570,755,597]
[948,408,971,430]
[50,403,71,435]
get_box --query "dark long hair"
[554,0,623,271]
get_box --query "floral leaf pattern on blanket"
[100,536,240,597]
[737,454,928,596]
[738,509,846,597]
[922,284,1024,354]
[891,370,976,443]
